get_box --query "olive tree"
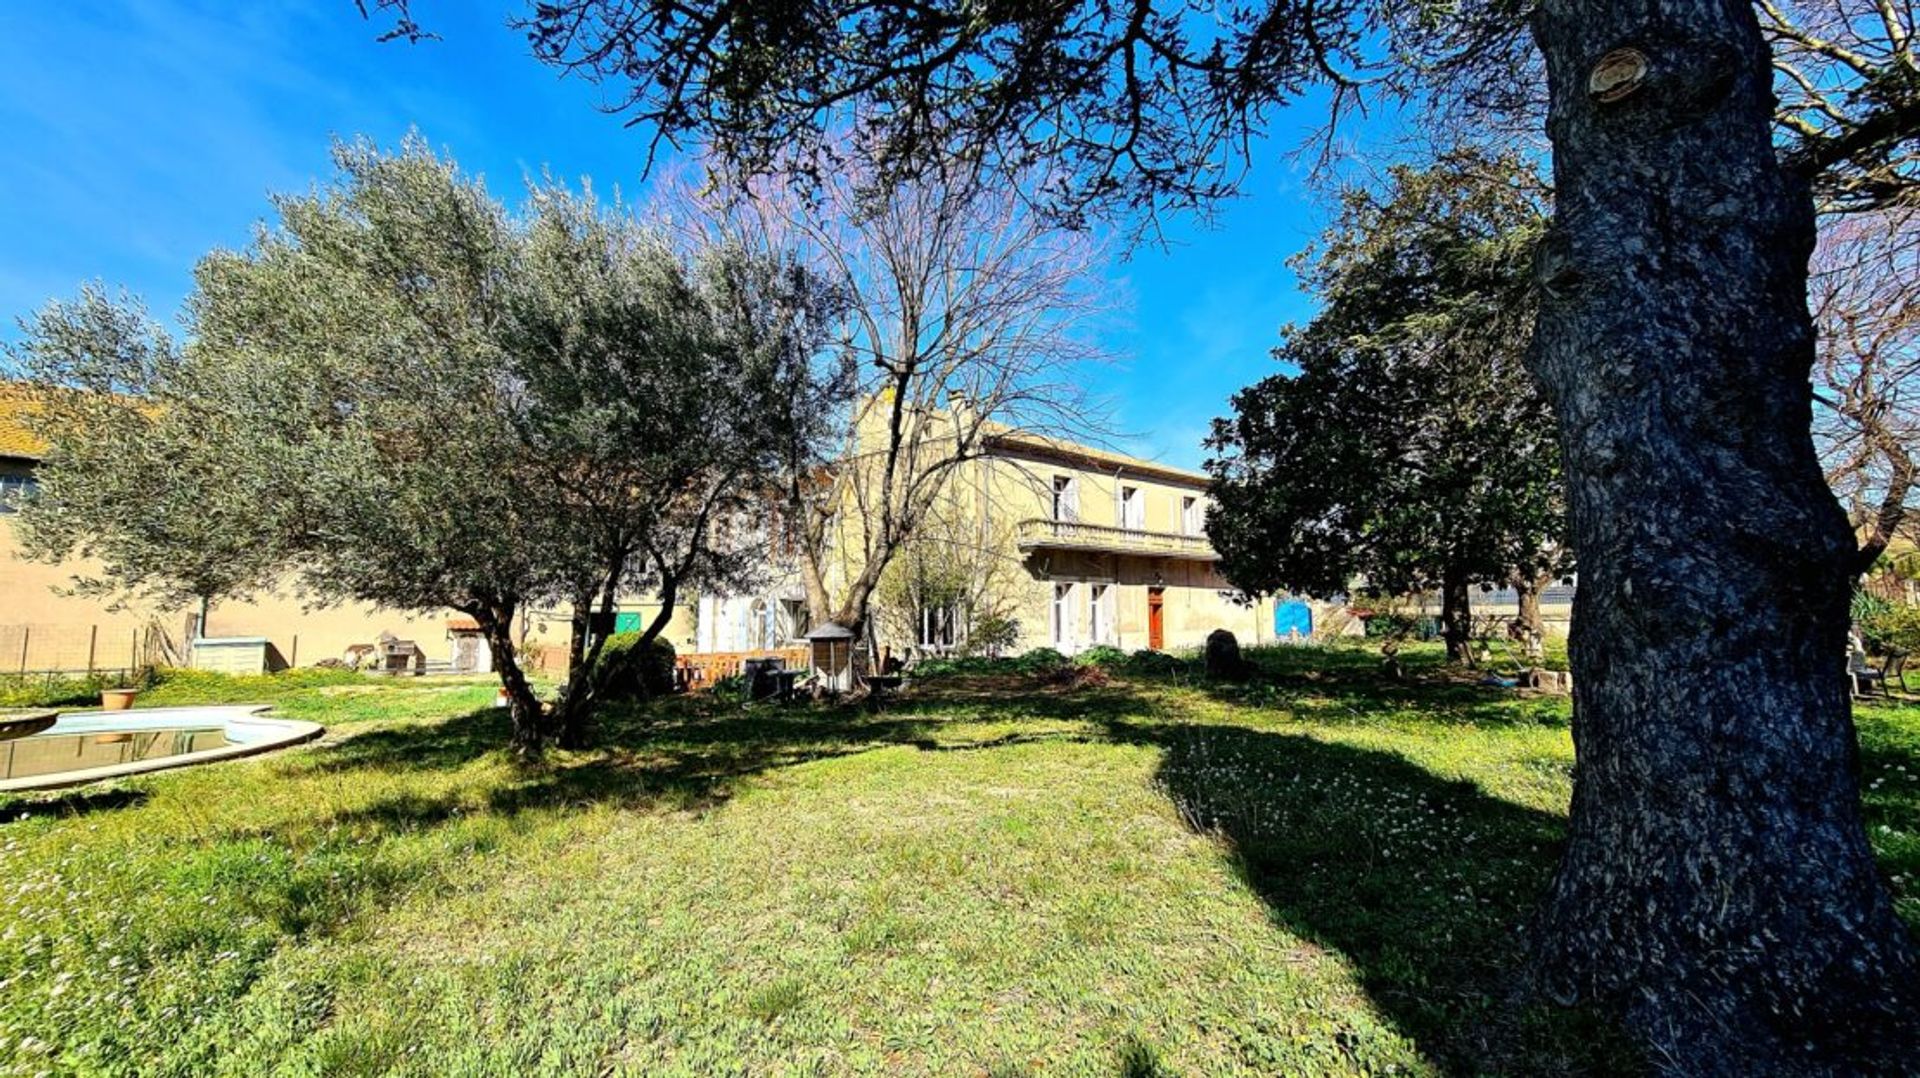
[186,138,557,751]
[22,137,843,758]
[510,182,846,741]
[6,287,285,631]
[199,140,844,754]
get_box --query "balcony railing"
[1016,518,1219,561]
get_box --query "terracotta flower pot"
[100,688,138,711]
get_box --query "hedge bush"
[591,632,677,701]
[962,613,1021,658]
[1075,645,1129,668]
[912,655,1009,678]
[1011,647,1069,675]
[1123,649,1192,676]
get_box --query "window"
[1051,475,1078,521]
[919,604,959,649]
[1181,495,1202,536]
[1119,486,1144,530]
[0,474,39,514]
[1052,583,1072,645]
[780,599,810,642]
[1089,584,1113,644]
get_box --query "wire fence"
[0,623,179,681]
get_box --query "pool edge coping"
[0,705,325,793]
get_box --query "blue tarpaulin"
[1273,600,1313,639]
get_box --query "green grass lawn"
[1,645,1916,1076]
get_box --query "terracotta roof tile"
[0,385,46,461]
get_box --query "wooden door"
[1147,587,1165,651]
[453,633,487,673]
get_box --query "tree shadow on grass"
[884,678,1163,728]
[290,679,1166,779]
[1084,641,1570,731]
[179,681,1160,948]
[152,696,1017,948]
[10,666,1668,1074]
[289,705,522,776]
[280,683,1155,839]
[0,784,149,824]
[1100,717,1641,1076]
[1192,661,1575,731]
[288,697,887,778]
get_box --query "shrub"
[1076,645,1129,668]
[707,673,748,704]
[1011,647,1069,675]
[134,666,360,707]
[913,655,1012,678]
[0,671,134,709]
[1124,649,1191,677]
[1363,613,1417,639]
[911,656,963,678]
[915,646,1079,679]
[590,632,677,701]
[1853,588,1892,625]
[962,614,1021,658]
[1859,601,1920,655]
[148,666,355,694]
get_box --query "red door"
[1147,587,1165,651]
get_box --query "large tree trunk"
[555,562,633,750]
[1527,0,1918,1068]
[564,595,590,688]
[1515,575,1545,638]
[1439,566,1473,664]
[1515,573,1547,661]
[473,601,543,760]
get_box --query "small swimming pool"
[0,706,323,792]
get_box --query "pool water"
[0,726,232,781]
[0,706,323,792]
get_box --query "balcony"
[1016,518,1219,561]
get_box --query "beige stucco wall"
[957,446,1266,653]
[693,421,1276,657]
[1003,549,1270,654]
[793,421,1282,655]
[0,514,460,672]
[2,435,1275,673]
[0,513,697,675]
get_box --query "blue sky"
[0,1,1345,471]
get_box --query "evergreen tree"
[1208,151,1567,661]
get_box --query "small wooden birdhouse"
[805,622,857,694]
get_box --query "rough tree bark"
[563,598,591,689]
[1439,565,1474,664]
[468,599,543,759]
[1515,574,1547,661]
[1852,426,1916,574]
[1515,575,1546,638]
[554,566,623,751]
[1527,0,1919,1068]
